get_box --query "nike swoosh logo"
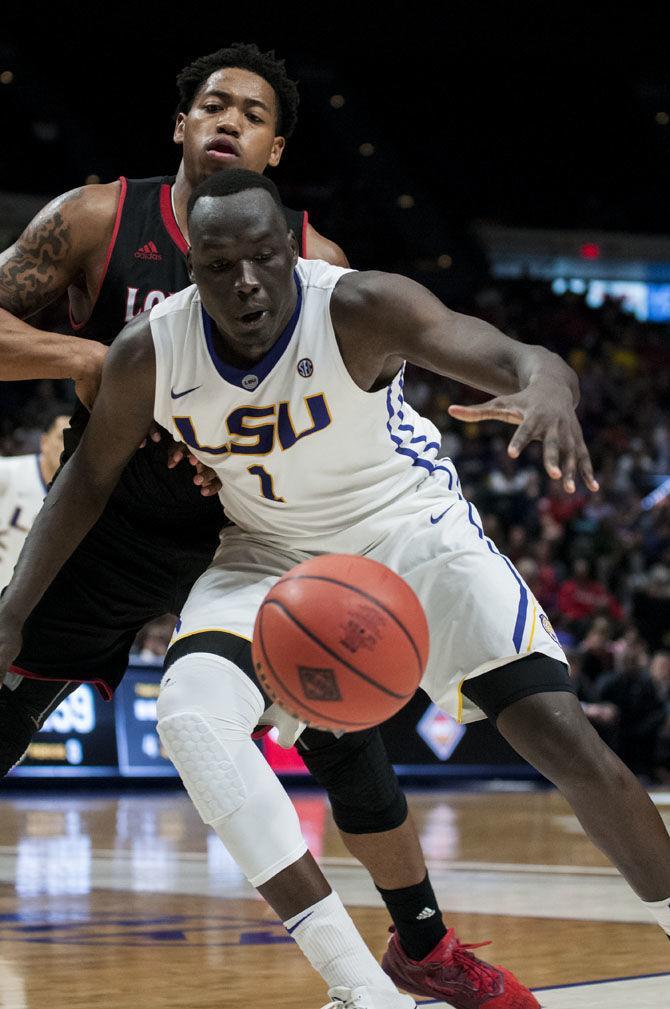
[430,503,456,524]
[286,911,314,935]
[170,385,202,400]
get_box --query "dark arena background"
[0,5,669,1007]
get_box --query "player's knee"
[156,653,265,825]
[0,690,38,778]
[298,726,408,834]
[157,652,264,736]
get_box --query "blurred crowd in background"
[2,279,669,780]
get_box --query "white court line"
[320,856,619,877]
[0,846,619,876]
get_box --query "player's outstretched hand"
[448,384,599,494]
[0,617,23,689]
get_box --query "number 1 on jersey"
[247,465,286,503]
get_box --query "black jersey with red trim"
[63,174,308,531]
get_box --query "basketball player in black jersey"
[0,44,538,1008]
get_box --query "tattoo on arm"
[0,191,84,318]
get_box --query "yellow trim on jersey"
[526,600,538,652]
[171,627,253,646]
[456,676,466,724]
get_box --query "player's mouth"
[205,137,240,162]
[237,308,269,329]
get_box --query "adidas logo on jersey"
[134,240,162,261]
[416,907,437,920]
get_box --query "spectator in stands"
[557,557,624,637]
[597,633,665,777]
[650,651,670,776]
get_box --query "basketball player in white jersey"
[0,411,68,590]
[2,170,670,1007]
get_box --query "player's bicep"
[0,187,107,319]
[75,321,156,484]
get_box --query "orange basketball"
[251,554,429,732]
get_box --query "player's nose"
[216,112,242,136]
[233,262,261,295]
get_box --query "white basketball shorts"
[170,465,566,724]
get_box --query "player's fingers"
[448,401,524,426]
[575,432,599,492]
[559,427,577,494]
[200,481,220,496]
[507,422,536,459]
[167,445,186,469]
[542,423,562,480]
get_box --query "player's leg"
[298,727,449,959]
[0,674,79,775]
[462,660,670,935]
[156,644,412,1007]
[2,498,189,774]
[159,536,414,1007]
[392,482,670,943]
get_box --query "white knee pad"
[157,653,307,887]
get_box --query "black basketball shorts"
[12,498,219,698]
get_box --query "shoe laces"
[448,934,499,995]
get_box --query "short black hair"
[187,168,283,220]
[176,42,299,137]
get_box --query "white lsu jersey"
[0,454,47,591]
[151,258,444,552]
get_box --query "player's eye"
[247,113,263,124]
[253,251,273,262]
[209,260,230,272]
[203,104,222,114]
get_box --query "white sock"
[284,891,396,992]
[643,896,670,936]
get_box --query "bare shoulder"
[109,311,155,367]
[0,181,121,317]
[331,270,410,319]
[305,223,349,267]
[333,269,444,323]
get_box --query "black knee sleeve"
[297,726,408,834]
[461,652,575,723]
[0,689,38,777]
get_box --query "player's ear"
[288,230,299,265]
[267,135,285,168]
[174,113,186,145]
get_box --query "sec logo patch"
[540,613,559,643]
[297,358,314,378]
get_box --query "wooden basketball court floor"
[0,784,667,1008]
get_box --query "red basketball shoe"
[381,927,540,1009]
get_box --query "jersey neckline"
[200,272,303,390]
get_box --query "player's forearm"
[0,307,106,382]
[0,454,116,626]
[444,311,580,406]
